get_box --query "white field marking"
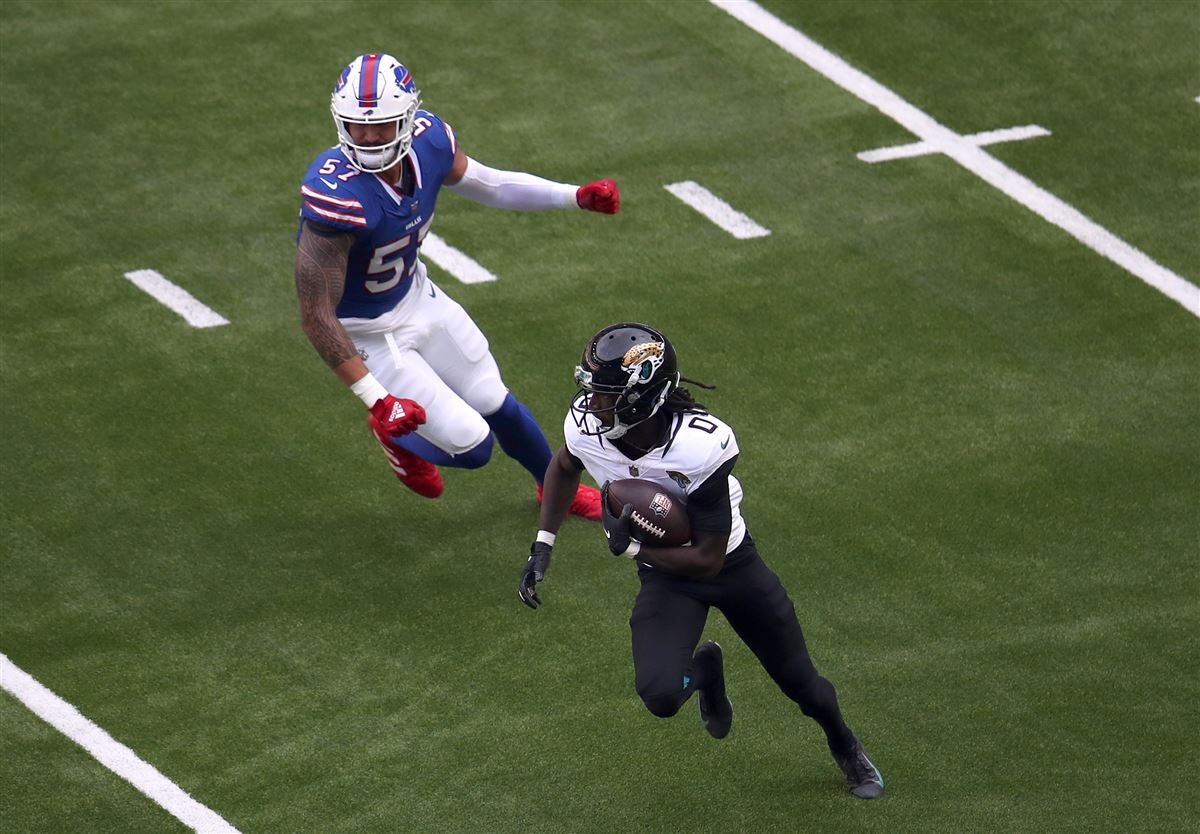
[663,181,772,239]
[420,232,498,284]
[123,270,229,328]
[859,124,1051,163]
[710,0,1200,319]
[0,652,241,834]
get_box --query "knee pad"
[463,376,509,418]
[432,409,492,456]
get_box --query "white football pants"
[339,260,508,454]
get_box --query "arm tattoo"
[295,222,358,369]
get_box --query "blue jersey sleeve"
[298,150,375,233]
[409,110,458,190]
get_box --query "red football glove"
[369,395,426,436]
[576,179,620,214]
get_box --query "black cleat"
[693,640,733,740]
[834,736,885,799]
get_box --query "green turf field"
[2,1,1198,832]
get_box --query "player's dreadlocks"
[665,374,716,414]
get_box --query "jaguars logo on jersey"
[667,470,692,490]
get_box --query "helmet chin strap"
[353,145,398,173]
[601,420,629,440]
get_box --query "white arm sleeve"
[446,156,578,211]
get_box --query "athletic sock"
[484,393,553,483]
[393,431,493,469]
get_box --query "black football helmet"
[571,323,680,440]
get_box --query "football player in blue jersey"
[518,323,886,799]
[295,53,618,517]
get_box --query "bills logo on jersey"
[650,492,673,519]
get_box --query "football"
[605,478,691,547]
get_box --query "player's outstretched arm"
[295,221,425,436]
[519,447,584,610]
[445,149,619,214]
[539,447,584,533]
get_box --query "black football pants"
[628,536,856,754]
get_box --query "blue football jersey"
[297,110,459,319]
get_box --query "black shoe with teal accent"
[833,736,885,799]
[693,641,733,740]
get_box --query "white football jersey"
[565,409,747,555]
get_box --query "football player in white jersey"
[518,323,886,799]
[295,53,618,517]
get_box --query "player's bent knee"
[465,377,509,418]
[452,434,494,469]
[637,684,686,719]
[434,411,492,457]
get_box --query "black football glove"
[600,481,638,558]
[518,541,553,609]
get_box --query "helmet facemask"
[570,326,680,441]
[330,54,421,174]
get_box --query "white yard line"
[123,270,230,328]
[664,181,772,239]
[859,124,1051,163]
[1,652,240,833]
[710,0,1200,319]
[420,233,498,284]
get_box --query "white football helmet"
[330,53,421,173]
